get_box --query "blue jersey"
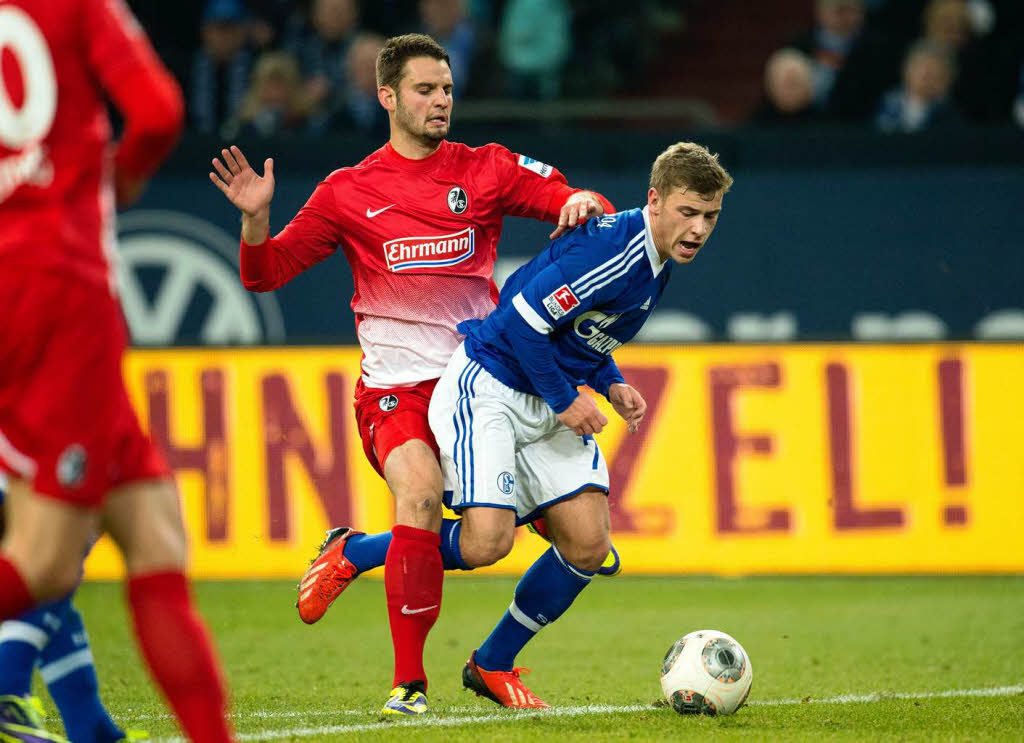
[458,206,671,412]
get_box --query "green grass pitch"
[50,576,1024,741]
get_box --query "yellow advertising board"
[83,344,1024,579]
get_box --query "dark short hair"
[376,33,451,89]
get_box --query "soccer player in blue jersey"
[0,484,131,743]
[427,141,733,707]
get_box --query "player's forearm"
[239,236,280,292]
[504,313,578,413]
[241,208,271,245]
[587,356,625,398]
[106,30,184,182]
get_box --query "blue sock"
[440,518,470,570]
[475,546,594,672]
[345,519,469,573]
[0,602,61,696]
[41,599,124,743]
[342,532,392,574]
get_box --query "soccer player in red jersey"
[209,33,613,715]
[0,2,234,741]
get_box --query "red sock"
[127,571,234,743]
[385,525,443,689]
[0,557,34,620]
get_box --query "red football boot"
[296,527,362,624]
[462,651,550,709]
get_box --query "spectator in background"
[419,0,477,96]
[190,0,253,135]
[329,33,390,136]
[795,0,867,106]
[876,40,963,133]
[1015,64,1024,128]
[752,48,824,125]
[227,52,315,138]
[285,0,360,113]
[247,0,308,51]
[498,0,570,100]
[919,0,1016,122]
[788,0,903,121]
[923,0,973,50]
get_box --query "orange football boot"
[462,651,550,709]
[296,527,362,624]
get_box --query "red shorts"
[0,273,169,507]
[354,377,439,478]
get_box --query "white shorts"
[428,343,610,525]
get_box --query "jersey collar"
[642,206,668,276]
[381,139,451,172]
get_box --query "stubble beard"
[395,96,449,145]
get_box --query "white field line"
[150,684,1024,742]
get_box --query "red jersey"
[0,0,183,289]
[242,140,614,388]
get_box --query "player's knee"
[558,533,611,573]
[393,489,442,525]
[461,528,514,568]
[14,550,80,602]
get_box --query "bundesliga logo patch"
[383,226,475,272]
[379,395,399,412]
[517,155,552,178]
[543,285,580,319]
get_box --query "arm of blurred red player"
[83,0,184,206]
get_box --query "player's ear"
[379,85,396,112]
[647,187,661,214]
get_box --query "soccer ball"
[660,629,753,716]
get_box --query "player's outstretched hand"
[550,190,605,239]
[609,383,647,434]
[209,145,275,217]
[557,392,609,436]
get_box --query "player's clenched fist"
[609,383,647,434]
[557,392,609,436]
[209,145,275,218]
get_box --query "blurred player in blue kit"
[428,141,733,707]
[0,482,131,743]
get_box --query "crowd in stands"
[129,0,675,138]
[127,0,1023,138]
[753,0,1024,133]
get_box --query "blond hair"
[650,142,733,198]
[237,52,312,123]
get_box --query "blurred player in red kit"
[0,1,234,741]
[209,33,613,715]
